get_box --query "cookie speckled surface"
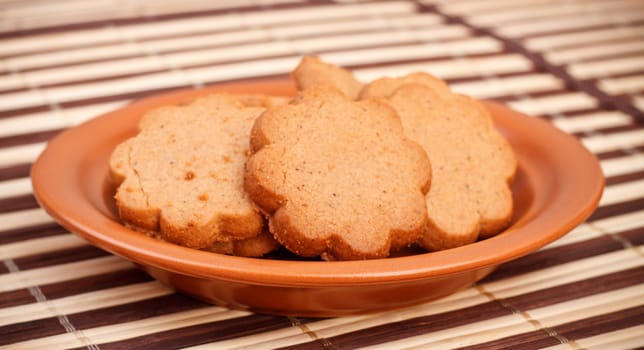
[244,86,432,260]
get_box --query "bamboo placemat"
[1,1,643,349]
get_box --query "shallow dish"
[31,79,604,317]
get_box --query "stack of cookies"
[109,57,516,261]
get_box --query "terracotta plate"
[31,79,604,317]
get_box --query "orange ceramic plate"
[31,79,604,317]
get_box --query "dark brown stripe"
[0,104,50,120]
[0,288,34,307]
[0,268,150,308]
[455,329,560,350]
[0,317,67,346]
[595,146,644,160]
[301,301,510,350]
[0,194,40,214]
[0,293,206,346]
[606,169,644,186]
[482,235,623,283]
[68,293,206,329]
[0,163,32,181]
[418,3,644,123]
[571,123,642,139]
[617,226,644,246]
[588,197,644,222]
[12,245,110,272]
[91,314,303,350]
[0,222,68,244]
[554,304,644,341]
[40,268,151,300]
[0,129,62,148]
[503,266,644,311]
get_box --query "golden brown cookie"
[109,94,281,257]
[361,72,517,251]
[244,86,432,260]
[291,56,363,99]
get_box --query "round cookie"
[109,94,281,256]
[244,86,432,260]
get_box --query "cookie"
[244,86,432,260]
[361,72,517,251]
[291,56,363,99]
[109,94,282,256]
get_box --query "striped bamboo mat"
[1,0,643,349]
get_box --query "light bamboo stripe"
[541,223,602,249]
[0,176,32,199]
[496,10,644,38]
[0,109,65,138]
[571,325,644,350]
[0,71,25,90]
[552,111,632,134]
[184,56,300,87]
[465,0,644,27]
[0,142,46,168]
[482,248,643,299]
[0,207,54,233]
[291,25,470,53]
[529,284,643,326]
[268,13,444,38]
[636,95,644,111]
[362,284,643,350]
[0,255,134,292]
[601,154,644,178]
[0,306,249,350]
[2,13,443,73]
[0,233,86,260]
[368,314,534,350]
[591,209,644,234]
[568,54,644,79]
[0,281,171,327]
[546,40,644,65]
[354,54,533,82]
[61,100,128,126]
[322,37,501,67]
[507,92,597,116]
[581,129,644,153]
[450,73,563,99]
[0,1,416,57]
[0,88,47,112]
[524,24,644,51]
[599,74,644,95]
[432,0,562,15]
[599,179,644,206]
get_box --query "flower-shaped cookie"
[244,86,431,260]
